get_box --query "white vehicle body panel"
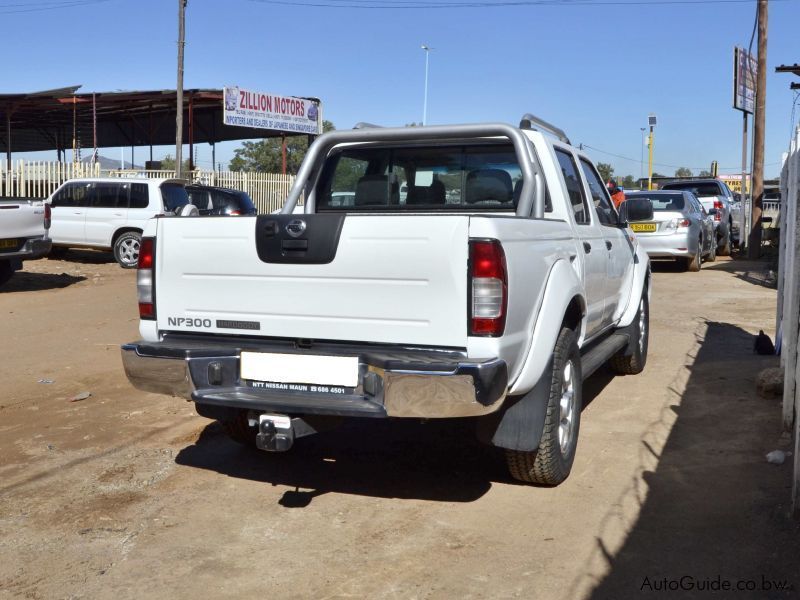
[0,199,48,240]
[153,215,470,348]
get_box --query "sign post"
[733,46,757,251]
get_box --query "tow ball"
[254,414,294,452]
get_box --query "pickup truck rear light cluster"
[469,239,507,337]
[713,200,722,221]
[137,237,156,320]
[43,203,51,230]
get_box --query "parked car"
[625,190,715,271]
[185,185,257,216]
[0,197,52,286]
[46,178,189,268]
[122,117,653,486]
[660,179,735,254]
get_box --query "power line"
[580,142,779,172]
[246,0,796,8]
[0,0,113,15]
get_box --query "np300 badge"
[286,219,306,238]
[168,317,212,328]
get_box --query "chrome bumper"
[121,336,508,419]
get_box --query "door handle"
[605,240,613,250]
[583,242,591,254]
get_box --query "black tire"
[705,236,717,262]
[505,326,582,486]
[220,410,258,446]
[47,246,69,259]
[686,244,701,272]
[0,260,14,287]
[113,231,142,269]
[610,290,649,375]
[718,228,732,256]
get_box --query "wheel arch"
[111,227,143,248]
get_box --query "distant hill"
[82,155,142,170]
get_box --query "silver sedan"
[625,190,715,271]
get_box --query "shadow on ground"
[1,271,85,292]
[48,249,116,265]
[583,321,800,600]
[176,372,616,504]
[703,257,778,289]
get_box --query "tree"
[229,120,335,174]
[621,175,636,188]
[596,162,614,182]
[160,154,190,172]
[675,167,693,178]
[698,170,713,177]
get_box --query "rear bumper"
[0,236,51,262]
[121,335,508,419]
[637,231,698,258]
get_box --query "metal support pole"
[748,0,768,258]
[188,92,194,172]
[5,109,11,171]
[422,45,431,126]
[647,126,655,190]
[175,0,187,179]
[282,135,287,175]
[640,127,645,187]
[740,112,749,252]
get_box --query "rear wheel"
[505,326,582,486]
[0,260,14,286]
[220,410,258,446]
[113,231,142,268]
[685,244,701,272]
[718,228,732,256]
[610,290,649,375]
[705,235,716,262]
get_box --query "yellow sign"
[719,175,750,194]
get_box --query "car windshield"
[662,182,721,197]
[161,183,190,212]
[629,193,685,211]
[316,143,523,211]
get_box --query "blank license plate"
[0,239,17,249]
[240,352,359,388]
[630,223,657,233]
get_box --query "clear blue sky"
[4,0,799,178]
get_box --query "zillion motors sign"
[223,86,321,134]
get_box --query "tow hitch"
[251,413,332,452]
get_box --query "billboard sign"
[733,47,757,114]
[223,86,321,134]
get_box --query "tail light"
[713,200,722,221]
[137,237,155,320]
[229,209,242,216]
[469,239,507,337]
[677,218,690,228]
[43,203,51,230]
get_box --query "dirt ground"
[1,250,798,600]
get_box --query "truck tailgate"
[154,215,470,348]
[0,200,45,240]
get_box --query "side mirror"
[619,198,654,224]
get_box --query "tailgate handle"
[583,242,591,254]
[281,239,308,251]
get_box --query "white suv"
[47,178,189,268]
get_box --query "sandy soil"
[1,250,798,600]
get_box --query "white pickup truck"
[0,198,52,286]
[122,117,654,485]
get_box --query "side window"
[579,159,618,226]
[160,183,189,213]
[129,183,149,209]
[91,183,125,209]
[554,149,589,224]
[52,182,90,207]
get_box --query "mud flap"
[476,357,552,452]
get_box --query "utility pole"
[647,114,657,190]
[748,0,768,258]
[175,0,187,179]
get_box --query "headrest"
[465,169,513,204]
[354,174,397,206]
[406,179,446,205]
